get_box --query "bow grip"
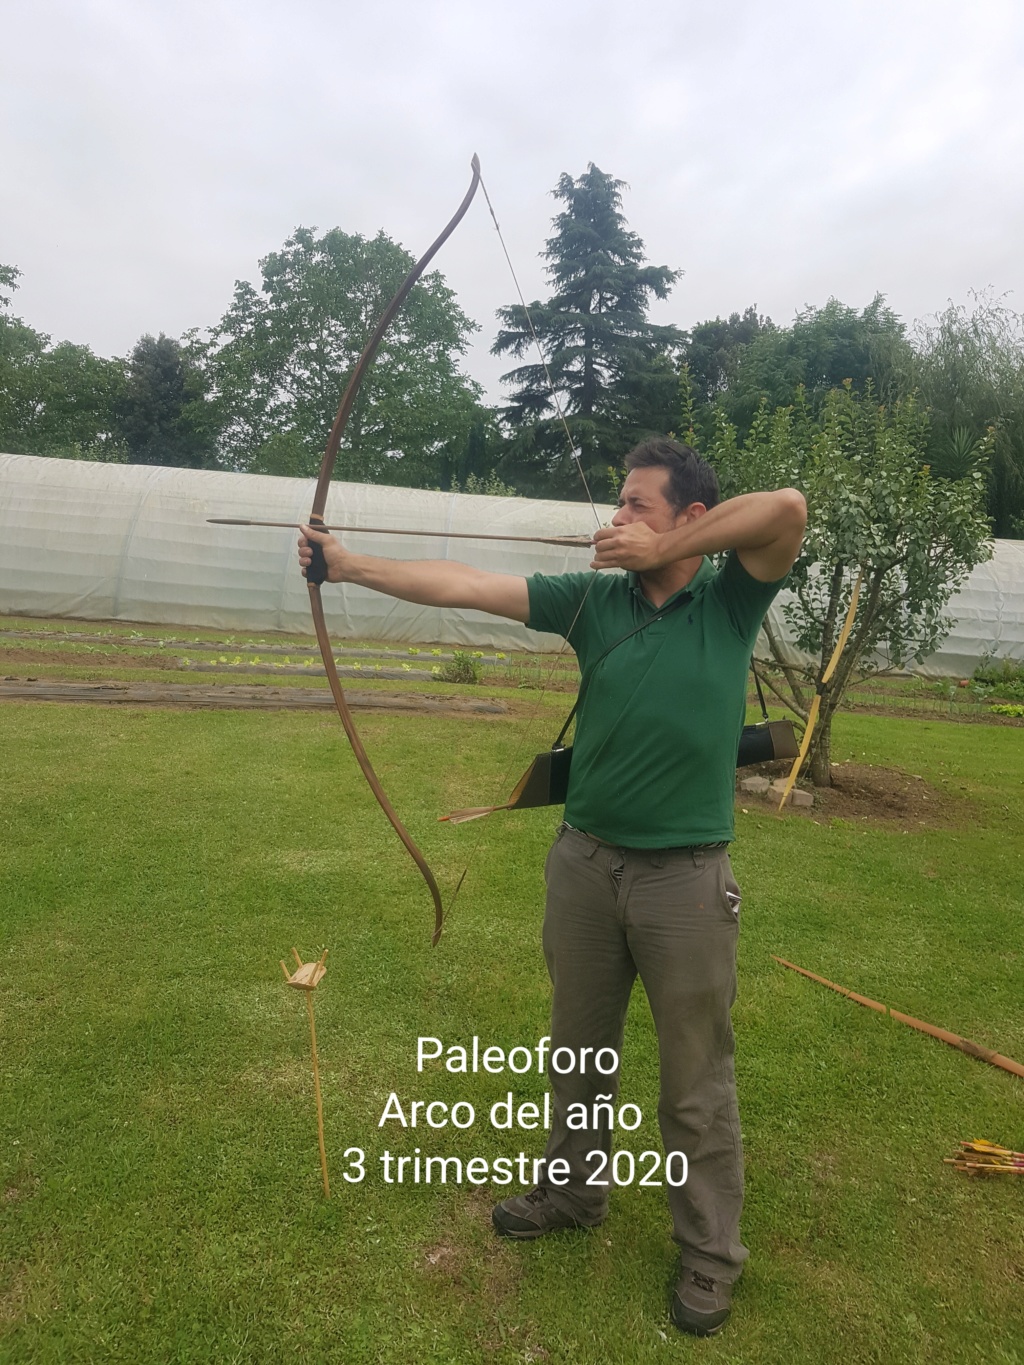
[305,516,329,586]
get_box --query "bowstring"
[478,175,603,531]
[442,169,605,931]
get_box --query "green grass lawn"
[1,702,1022,1364]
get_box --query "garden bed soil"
[0,647,179,670]
[0,677,508,716]
[739,758,973,831]
[843,699,1024,727]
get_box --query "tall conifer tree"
[493,166,682,498]
[119,334,217,468]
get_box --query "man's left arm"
[591,489,807,583]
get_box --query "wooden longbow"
[302,155,482,947]
[217,157,599,944]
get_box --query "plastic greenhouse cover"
[0,453,599,651]
[2,452,1022,676]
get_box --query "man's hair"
[624,438,720,513]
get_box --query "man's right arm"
[298,525,531,624]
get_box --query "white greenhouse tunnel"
[0,452,592,652]
[1,452,1023,677]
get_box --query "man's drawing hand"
[590,522,668,572]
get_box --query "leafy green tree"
[709,384,992,786]
[441,406,510,492]
[493,165,682,499]
[909,294,1024,537]
[0,264,19,309]
[118,333,218,468]
[678,307,776,409]
[194,227,482,486]
[715,296,913,437]
[0,265,126,461]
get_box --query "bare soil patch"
[738,759,973,831]
[0,677,508,716]
[0,647,179,670]
[845,698,1024,728]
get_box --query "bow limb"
[308,587,444,946]
[306,155,482,946]
[311,154,482,520]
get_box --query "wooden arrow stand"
[280,948,331,1197]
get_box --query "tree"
[678,307,776,410]
[0,263,20,312]
[117,333,219,467]
[493,165,682,499]
[0,264,126,461]
[714,296,913,437]
[708,384,992,786]
[440,405,513,493]
[909,293,1024,537]
[194,227,482,486]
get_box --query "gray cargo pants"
[538,824,748,1282]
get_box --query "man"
[299,439,806,1337]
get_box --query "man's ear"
[680,501,708,524]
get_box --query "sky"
[3,0,1023,401]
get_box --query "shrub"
[970,658,1024,702]
[431,651,481,684]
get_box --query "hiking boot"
[670,1265,733,1337]
[491,1186,589,1239]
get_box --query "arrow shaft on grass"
[772,956,1024,1080]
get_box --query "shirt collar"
[628,556,716,611]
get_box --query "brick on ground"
[768,778,813,807]
[739,776,771,794]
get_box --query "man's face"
[611,466,702,532]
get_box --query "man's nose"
[611,506,629,525]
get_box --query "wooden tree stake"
[280,947,330,1197]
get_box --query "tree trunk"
[808,713,833,787]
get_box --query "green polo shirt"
[526,553,787,847]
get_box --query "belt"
[559,821,728,854]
